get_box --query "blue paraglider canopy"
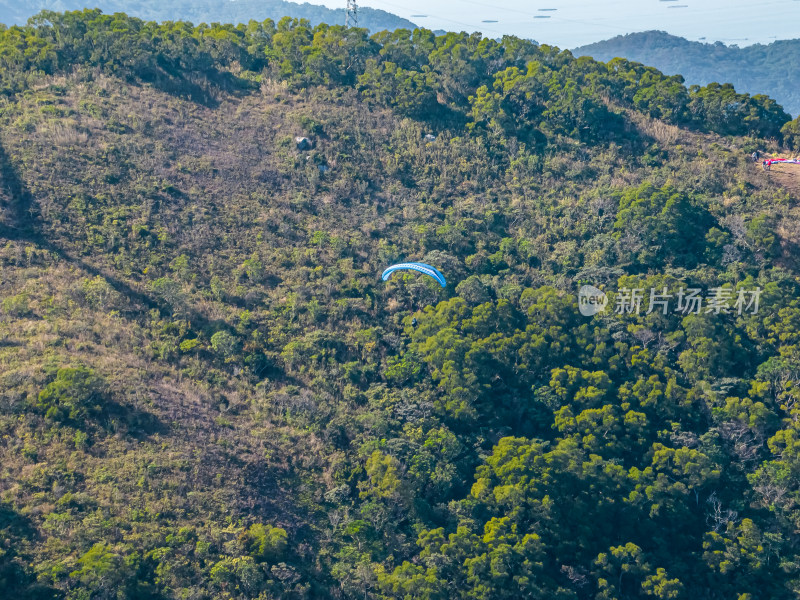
[382,262,446,288]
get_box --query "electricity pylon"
[345,0,358,27]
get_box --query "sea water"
[320,0,800,49]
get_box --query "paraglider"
[763,158,800,170]
[381,262,446,288]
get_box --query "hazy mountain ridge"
[0,0,417,32]
[575,30,800,117]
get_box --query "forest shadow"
[0,132,222,331]
[138,72,221,109]
[0,503,62,599]
[0,137,285,383]
[0,139,36,235]
[237,459,314,529]
[136,66,259,108]
[107,398,170,441]
[0,502,36,540]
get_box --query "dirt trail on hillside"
[762,162,800,199]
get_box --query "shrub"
[34,366,105,423]
[240,523,288,562]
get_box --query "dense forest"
[0,0,416,33]
[3,9,800,600]
[576,31,800,118]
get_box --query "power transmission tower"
[345,0,358,28]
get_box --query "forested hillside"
[576,31,800,118]
[0,0,416,32]
[3,9,800,600]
